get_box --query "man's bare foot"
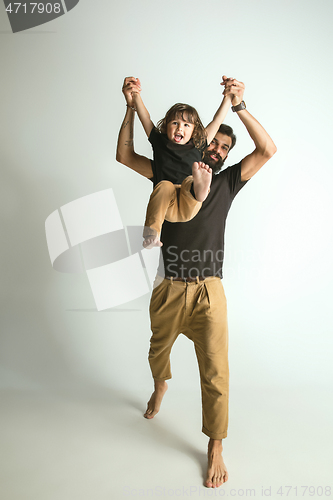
[205,439,228,488]
[192,161,212,202]
[143,235,163,249]
[144,380,168,419]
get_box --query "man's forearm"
[116,106,153,179]
[236,108,277,181]
[236,109,277,158]
[116,106,136,163]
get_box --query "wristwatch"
[231,101,246,112]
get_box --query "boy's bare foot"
[192,161,212,202]
[205,439,228,488]
[144,380,168,419]
[143,235,163,249]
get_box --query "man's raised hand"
[221,75,245,107]
[122,77,142,107]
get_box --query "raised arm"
[132,82,154,138]
[116,77,153,179]
[205,90,233,145]
[223,77,277,181]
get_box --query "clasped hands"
[121,75,245,108]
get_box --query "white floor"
[0,386,332,500]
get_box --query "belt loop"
[196,276,199,284]
[170,276,173,284]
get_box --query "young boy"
[129,78,232,248]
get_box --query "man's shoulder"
[211,160,248,196]
[213,161,242,181]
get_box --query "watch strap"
[232,101,246,112]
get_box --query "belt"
[165,276,205,283]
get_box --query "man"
[116,76,276,488]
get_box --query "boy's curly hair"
[156,103,207,150]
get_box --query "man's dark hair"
[218,124,236,151]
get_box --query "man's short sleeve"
[225,161,248,197]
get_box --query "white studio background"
[0,0,332,498]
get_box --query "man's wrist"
[126,103,137,111]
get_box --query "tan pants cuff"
[202,427,228,440]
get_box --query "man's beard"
[202,150,226,174]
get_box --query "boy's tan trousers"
[149,276,229,439]
[143,176,201,238]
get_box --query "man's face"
[203,133,232,173]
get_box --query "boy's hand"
[221,75,245,106]
[122,77,142,107]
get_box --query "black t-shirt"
[149,127,207,186]
[151,160,248,278]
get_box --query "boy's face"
[166,114,195,145]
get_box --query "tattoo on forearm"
[122,118,134,147]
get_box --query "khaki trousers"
[143,176,201,238]
[149,277,229,439]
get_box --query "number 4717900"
[5,3,61,14]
